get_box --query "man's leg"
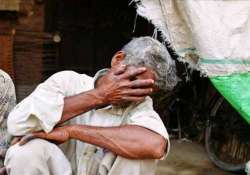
[105,156,156,175]
[4,139,72,175]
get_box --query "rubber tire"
[205,98,246,172]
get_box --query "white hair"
[122,37,178,90]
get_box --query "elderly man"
[5,37,178,175]
[0,70,16,172]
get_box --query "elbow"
[7,112,28,136]
[151,136,167,159]
[126,136,167,160]
[7,116,19,136]
[8,120,30,136]
[7,113,21,136]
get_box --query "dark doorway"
[44,0,154,76]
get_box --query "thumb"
[10,137,21,146]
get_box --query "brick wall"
[0,35,14,75]
[0,27,14,79]
[13,0,45,101]
[0,0,19,11]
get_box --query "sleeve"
[126,97,170,159]
[7,71,93,136]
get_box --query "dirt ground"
[156,140,235,175]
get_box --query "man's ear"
[111,51,126,67]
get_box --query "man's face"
[127,65,157,86]
[111,51,158,92]
[117,65,159,94]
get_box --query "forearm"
[59,66,154,124]
[59,89,105,124]
[68,125,167,159]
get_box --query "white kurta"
[7,70,169,175]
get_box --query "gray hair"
[121,37,178,90]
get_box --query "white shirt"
[7,70,170,175]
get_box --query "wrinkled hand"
[19,126,71,146]
[96,64,155,105]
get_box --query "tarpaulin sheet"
[135,0,250,123]
[211,73,250,124]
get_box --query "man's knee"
[4,139,56,171]
[5,139,52,163]
[5,139,72,175]
[4,139,54,175]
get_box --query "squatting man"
[4,37,178,175]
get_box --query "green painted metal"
[210,72,250,124]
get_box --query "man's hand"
[95,64,155,105]
[19,126,70,146]
[19,124,166,159]
[59,64,155,124]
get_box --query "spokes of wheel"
[205,98,250,172]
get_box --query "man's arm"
[59,66,154,124]
[8,65,154,135]
[69,125,167,159]
[20,124,167,160]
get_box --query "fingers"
[19,134,35,146]
[122,88,153,96]
[129,79,154,88]
[119,67,147,79]
[19,134,39,146]
[10,137,21,145]
[113,64,126,75]
[122,96,146,102]
[14,132,47,146]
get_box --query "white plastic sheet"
[135,0,250,76]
